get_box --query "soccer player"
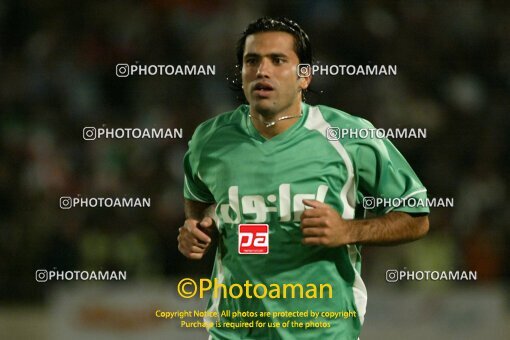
[178,17,429,339]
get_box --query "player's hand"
[300,199,354,247]
[178,216,217,260]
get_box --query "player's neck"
[249,103,302,139]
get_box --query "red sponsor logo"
[238,224,269,254]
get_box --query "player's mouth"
[252,82,274,97]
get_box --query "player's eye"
[273,57,286,65]
[245,58,258,66]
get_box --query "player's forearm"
[184,199,216,220]
[349,212,429,246]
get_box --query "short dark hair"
[236,17,313,67]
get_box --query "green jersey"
[183,103,428,339]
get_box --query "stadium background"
[1,0,508,339]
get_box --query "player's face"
[242,31,309,117]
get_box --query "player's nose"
[256,58,271,78]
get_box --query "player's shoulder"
[312,104,375,130]
[191,105,246,142]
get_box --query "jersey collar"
[243,103,310,143]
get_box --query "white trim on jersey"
[184,174,211,203]
[304,106,356,219]
[304,106,367,325]
[384,187,428,214]
[204,248,225,331]
[348,244,367,325]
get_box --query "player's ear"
[298,75,312,91]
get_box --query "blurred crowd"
[1,0,509,302]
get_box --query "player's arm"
[300,200,428,247]
[181,121,218,259]
[301,121,431,246]
[178,199,218,259]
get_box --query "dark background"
[1,0,508,339]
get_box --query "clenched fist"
[300,199,354,247]
[178,216,217,259]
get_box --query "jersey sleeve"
[183,127,215,203]
[352,126,429,216]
